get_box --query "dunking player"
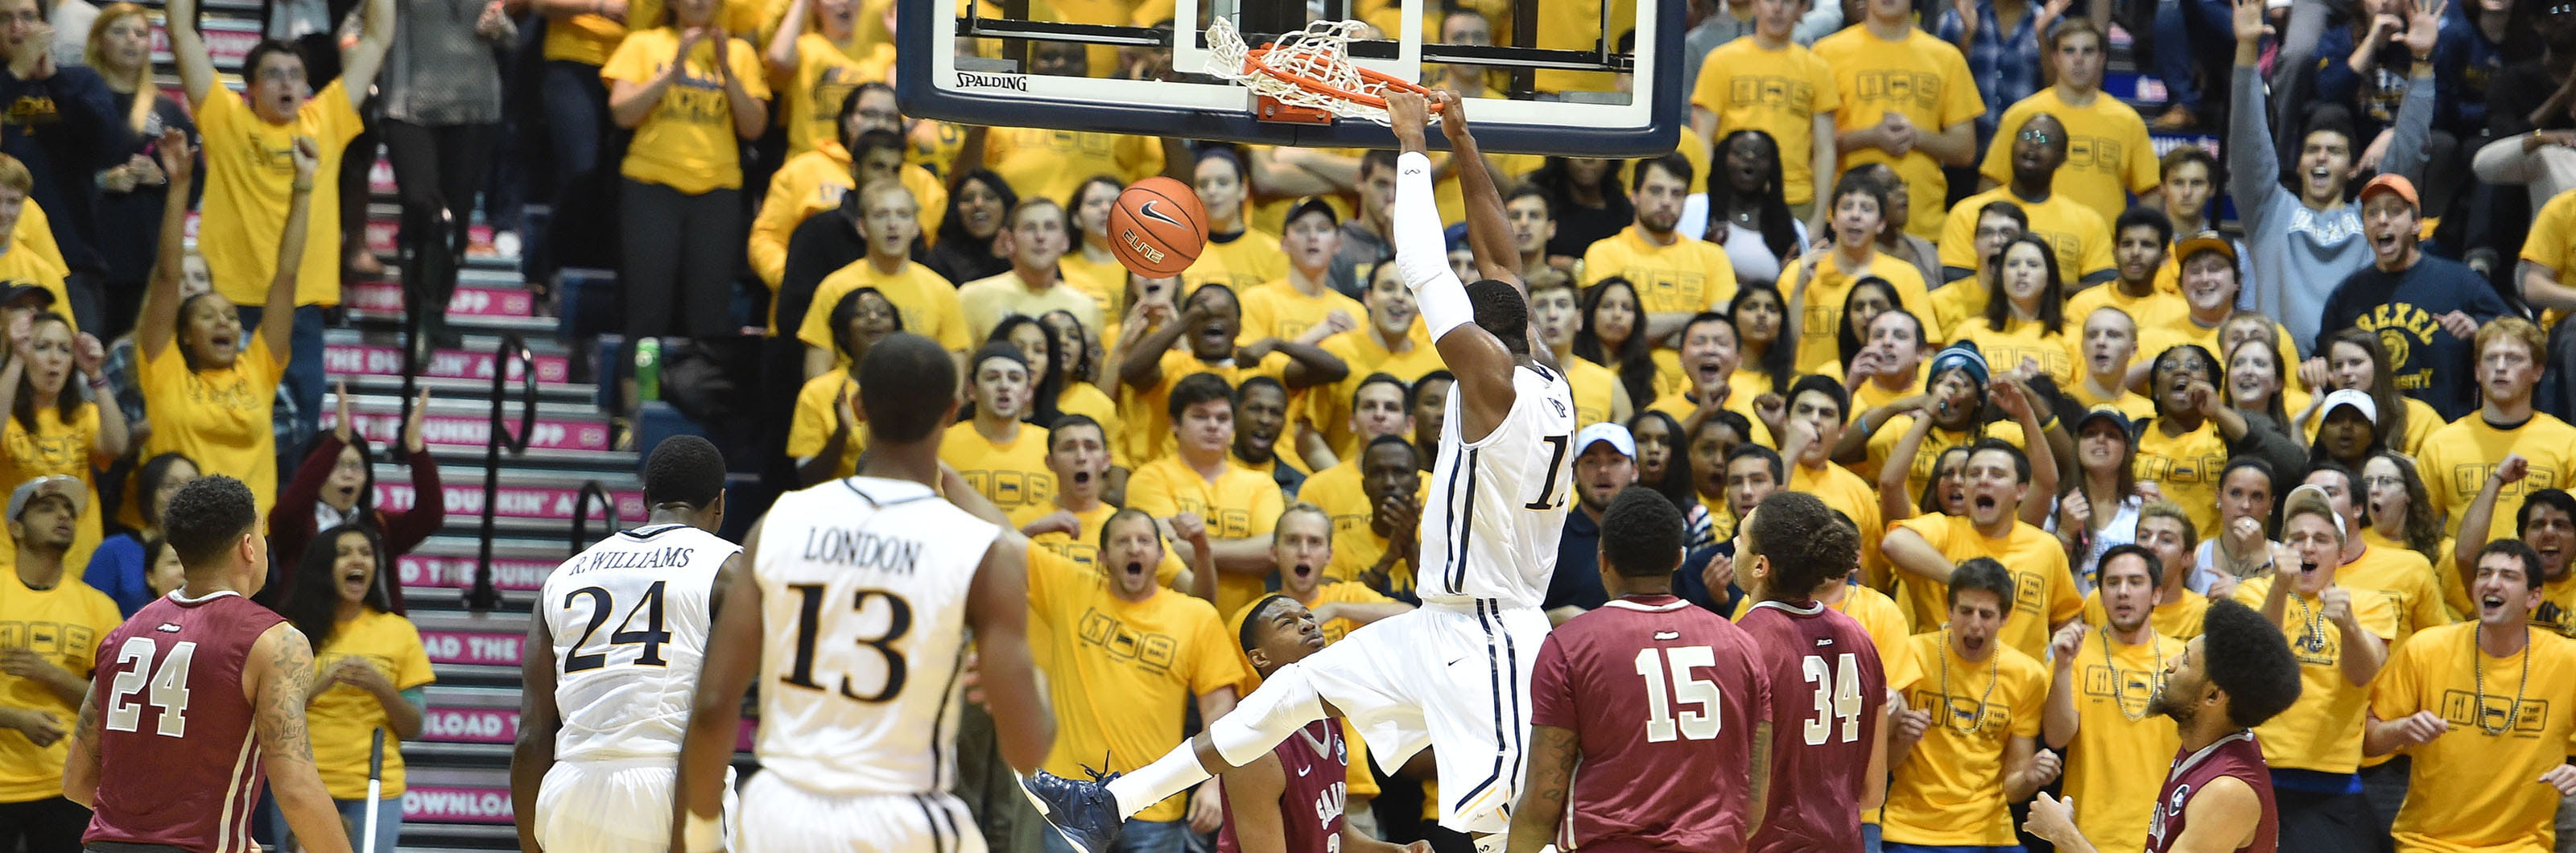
[1024,89,1574,853]
[514,435,740,853]
[64,476,355,853]
[670,332,1056,851]
[2022,599,2305,853]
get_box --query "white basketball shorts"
[534,757,736,853]
[734,770,985,853]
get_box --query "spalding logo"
[1120,228,1167,263]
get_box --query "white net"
[1203,18,1426,125]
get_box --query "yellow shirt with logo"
[2230,576,2400,773]
[1860,418,2027,511]
[0,572,117,801]
[2131,419,2231,549]
[1057,383,1127,468]
[956,270,1107,346]
[1794,250,1935,373]
[309,608,434,800]
[1955,316,2079,389]
[1324,523,1414,597]
[1530,0,1636,93]
[0,406,105,573]
[0,204,72,328]
[2058,629,2187,853]
[786,372,863,480]
[1008,501,1183,587]
[1299,461,1372,538]
[139,337,286,517]
[2361,527,2465,619]
[984,127,1165,205]
[939,422,1057,513]
[1692,37,1842,207]
[1938,186,2116,286]
[2081,587,2211,640]
[195,80,363,308]
[2416,413,2576,546]
[2336,542,2454,651]
[1118,350,1290,466]
[799,259,972,356]
[780,33,885,159]
[602,30,771,194]
[1811,27,1986,240]
[1057,252,1131,325]
[1889,513,2082,660]
[1239,278,1365,343]
[1579,225,1740,317]
[2302,394,2441,460]
[1885,633,2047,847]
[1026,546,1246,823]
[2066,381,2157,424]
[748,142,946,291]
[1180,231,1291,299]
[2370,623,2576,853]
[1122,455,1285,617]
[2132,313,2301,403]
[2538,575,2576,641]
[1977,89,2160,225]
[1303,330,1444,464]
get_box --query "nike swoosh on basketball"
[1138,200,1186,229]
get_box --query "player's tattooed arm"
[1504,723,1579,853]
[256,624,357,853]
[60,685,105,806]
[1744,719,1773,838]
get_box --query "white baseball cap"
[2319,388,2377,425]
[1575,422,1636,459]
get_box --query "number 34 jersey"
[541,522,740,764]
[753,477,1001,796]
[1419,363,1576,608]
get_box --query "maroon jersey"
[1530,595,1772,852]
[1736,600,1887,853]
[1217,720,1348,853]
[84,591,286,853]
[2148,730,2278,853]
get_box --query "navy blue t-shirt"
[2316,253,2512,420]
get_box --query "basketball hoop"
[1204,19,1443,126]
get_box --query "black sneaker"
[1020,766,1125,853]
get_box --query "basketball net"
[1203,18,1437,126]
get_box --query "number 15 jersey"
[753,477,1001,796]
[541,523,738,764]
[1420,363,1576,608]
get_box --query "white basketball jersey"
[1418,363,1576,608]
[541,523,738,763]
[752,476,1000,797]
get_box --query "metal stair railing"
[569,480,620,558]
[468,334,539,613]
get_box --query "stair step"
[343,371,597,406]
[374,477,643,525]
[329,400,614,453]
[399,553,569,598]
[344,282,540,320]
[324,343,575,385]
[398,769,517,826]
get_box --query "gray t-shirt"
[381,0,509,125]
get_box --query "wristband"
[85,376,107,389]
[291,181,314,192]
[682,811,722,853]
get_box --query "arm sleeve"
[2227,65,2282,237]
[1393,151,1474,340]
[2380,69,2440,184]
[382,451,444,557]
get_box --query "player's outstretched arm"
[1433,91,1519,286]
[671,521,766,853]
[251,624,357,853]
[1386,91,1517,443]
[1504,723,1579,853]
[60,679,104,806]
[511,619,562,853]
[967,538,1055,773]
[2166,776,2262,853]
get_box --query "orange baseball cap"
[2358,174,2419,208]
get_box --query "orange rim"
[1244,46,1445,112]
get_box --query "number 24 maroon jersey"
[84,591,286,853]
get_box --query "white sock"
[1105,744,1211,818]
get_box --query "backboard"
[895,0,1681,156]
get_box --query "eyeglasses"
[2361,475,2405,488]
[2017,130,2054,144]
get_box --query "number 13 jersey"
[542,522,738,764]
[753,476,1001,796]
[1420,363,1576,608]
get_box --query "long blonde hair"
[86,3,159,133]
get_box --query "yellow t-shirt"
[1025,546,1245,823]
[1238,278,1365,342]
[1302,330,1444,464]
[2335,542,2454,651]
[139,337,286,517]
[1181,230,1290,299]
[1121,455,1285,617]
[0,207,72,328]
[1927,279,1985,343]
[1885,632,2048,847]
[2372,624,2576,853]
[1691,37,1842,207]
[1794,250,1935,373]
[1563,356,1623,431]
[2063,283,2185,338]
[2131,419,2231,549]
[1794,461,1889,589]
[1579,225,1740,318]
[2081,588,2211,640]
[1058,382,1126,468]
[1860,418,2027,510]
[0,572,118,801]
[1976,89,2160,225]
[2517,187,2576,332]
[309,608,434,800]
[1057,251,1130,325]
[798,259,972,356]
[1889,513,2082,661]
[2065,381,2157,424]
[195,80,362,308]
[748,144,946,291]
[1323,523,1416,598]
[0,406,106,572]
[2361,527,2465,619]
[2058,629,2188,853]
[1732,584,1922,691]
[2132,313,2301,400]
[1117,350,1290,466]
[2229,576,2400,773]
[956,271,1106,347]
[1530,0,1636,93]
[1008,501,1184,585]
[1938,186,2116,286]
[602,29,772,194]
[1646,389,1776,448]
[1298,460,1373,540]
[781,34,884,159]
[1811,26,1986,240]
[984,127,1165,205]
[542,11,626,65]
[1955,316,2079,388]
[2416,413,2576,546]
[939,421,1057,513]
[786,372,863,480]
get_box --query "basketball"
[1108,176,1208,278]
